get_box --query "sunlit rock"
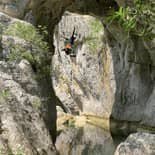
[52,11,116,117]
[0,12,56,154]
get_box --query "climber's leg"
[70,48,76,57]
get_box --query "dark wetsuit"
[62,28,76,56]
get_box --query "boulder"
[52,11,116,117]
[115,132,155,155]
[0,61,56,155]
[52,9,155,129]
[0,12,56,154]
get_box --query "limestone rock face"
[115,132,155,155]
[52,11,116,117]
[0,0,31,18]
[52,10,155,128]
[0,13,56,155]
[107,24,155,127]
[142,87,155,126]
[0,62,55,155]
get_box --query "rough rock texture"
[0,0,31,18]
[0,63,55,155]
[115,132,155,155]
[52,11,116,117]
[0,12,56,155]
[4,0,152,129]
[36,0,154,127]
[107,24,155,127]
[51,2,155,128]
[52,9,155,128]
[0,0,153,155]
[32,0,118,46]
[142,87,155,126]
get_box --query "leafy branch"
[106,0,155,39]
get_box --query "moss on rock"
[86,18,104,54]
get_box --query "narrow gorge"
[0,0,154,155]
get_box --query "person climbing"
[62,27,77,57]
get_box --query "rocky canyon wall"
[0,0,154,154]
[49,0,155,128]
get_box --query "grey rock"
[0,12,56,154]
[115,132,155,155]
[24,10,35,24]
[142,87,155,127]
[0,63,56,155]
[107,24,155,127]
[0,0,31,18]
[52,11,115,117]
[52,10,155,129]
[23,0,154,133]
